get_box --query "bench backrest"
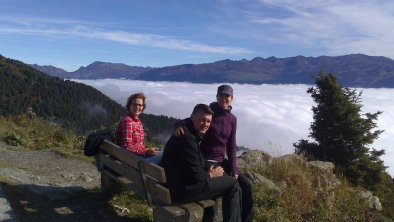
[98,139,171,207]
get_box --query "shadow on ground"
[1,182,146,222]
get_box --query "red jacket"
[115,113,146,155]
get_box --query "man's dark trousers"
[175,175,242,222]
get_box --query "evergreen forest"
[0,55,177,141]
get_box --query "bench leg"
[153,207,186,222]
[153,204,205,222]
[101,172,117,192]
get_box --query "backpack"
[84,128,114,156]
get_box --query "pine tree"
[294,71,386,190]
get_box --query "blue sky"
[1,0,394,71]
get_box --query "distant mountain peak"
[32,61,153,79]
[136,54,394,87]
[30,54,394,88]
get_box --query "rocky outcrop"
[360,191,383,211]
[237,150,271,171]
[307,161,334,171]
[274,154,305,165]
[244,172,282,194]
[237,150,382,212]
[306,161,341,191]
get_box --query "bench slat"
[99,153,145,191]
[139,161,167,183]
[144,176,172,205]
[100,140,140,169]
[153,205,186,221]
[101,169,146,197]
[178,202,204,211]
[178,202,204,220]
[196,199,215,208]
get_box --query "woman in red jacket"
[115,93,161,163]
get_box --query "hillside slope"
[1,55,125,131]
[1,55,176,136]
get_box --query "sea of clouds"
[74,79,394,176]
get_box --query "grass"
[0,112,86,160]
[251,156,393,221]
[109,188,153,221]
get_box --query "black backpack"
[84,128,114,156]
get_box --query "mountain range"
[31,54,394,88]
[30,61,153,79]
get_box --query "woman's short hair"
[126,93,146,111]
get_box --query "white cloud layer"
[74,79,394,176]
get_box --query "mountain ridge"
[30,54,394,88]
[31,61,153,79]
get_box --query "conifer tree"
[294,71,386,190]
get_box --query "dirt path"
[0,141,129,222]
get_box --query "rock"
[237,150,271,171]
[0,143,100,189]
[359,190,382,211]
[271,154,306,173]
[360,190,373,199]
[307,161,334,172]
[314,174,341,191]
[305,161,340,191]
[278,180,288,190]
[274,154,305,165]
[326,177,341,190]
[81,173,94,183]
[61,173,76,181]
[0,168,34,184]
[113,204,130,215]
[54,206,74,215]
[245,172,281,193]
[371,196,382,211]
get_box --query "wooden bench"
[97,139,217,222]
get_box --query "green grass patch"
[0,113,86,159]
[251,156,393,221]
[109,189,152,221]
